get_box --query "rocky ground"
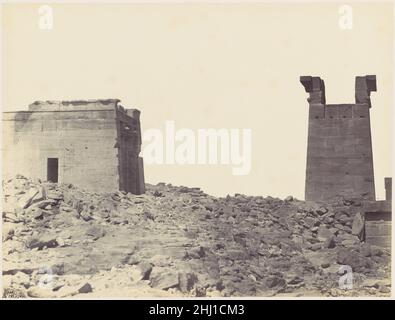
[2,175,391,298]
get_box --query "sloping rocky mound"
[2,176,391,298]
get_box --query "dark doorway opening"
[47,158,58,183]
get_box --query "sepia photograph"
[0,0,393,304]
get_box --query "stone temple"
[2,99,145,194]
[300,75,376,201]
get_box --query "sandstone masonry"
[300,75,376,201]
[2,99,145,194]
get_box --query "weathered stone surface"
[178,272,198,293]
[138,262,153,280]
[364,200,391,248]
[85,225,106,240]
[27,286,55,298]
[3,223,15,242]
[149,269,179,290]
[2,99,145,195]
[17,188,39,209]
[78,283,93,294]
[266,276,286,289]
[30,199,58,210]
[317,226,334,241]
[3,287,27,298]
[2,177,391,298]
[337,249,373,272]
[25,236,58,250]
[301,75,376,201]
[323,237,336,249]
[352,212,365,236]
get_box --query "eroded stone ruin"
[300,75,376,201]
[363,178,392,248]
[2,99,145,194]
[300,75,391,250]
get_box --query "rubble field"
[2,176,391,298]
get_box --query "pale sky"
[1,2,393,199]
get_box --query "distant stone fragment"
[178,272,198,293]
[17,188,39,209]
[25,236,58,250]
[351,212,365,237]
[78,283,93,294]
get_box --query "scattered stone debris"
[2,176,391,298]
[78,283,93,294]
